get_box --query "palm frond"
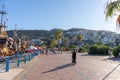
[105,0,120,19]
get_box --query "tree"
[105,0,120,19]
[54,30,63,49]
[54,30,63,40]
[50,39,57,48]
[77,34,82,42]
[105,0,120,33]
[76,34,82,48]
[64,37,68,45]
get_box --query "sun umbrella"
[25,46,37,52]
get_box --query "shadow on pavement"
[42,63,72,73]
[80,54,106,56]
[103,57,120,62]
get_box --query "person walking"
[108,49,112,58]
[72,49,77,65]
[60,48,63,54]
[46,49,48,56]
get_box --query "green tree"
[77,34,82,48]
[77,34,82,42]
[69,45,76,49]
[105,0,120,19]
[63,37,68,47]
[95,42,104,46]
[54,30,63,49]
[54,30,63,40]
[50,39,57,48]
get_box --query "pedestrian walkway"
[14,53,84,80]
[2,52,120,80]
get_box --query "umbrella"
[26,46,37,50]
[25,46,37,52]
[38,47,42,50]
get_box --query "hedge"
[113,46,120,57]
[88,45,110,55]
[89,45,98,54]
[69,45,76,49]
[78,47,87,53]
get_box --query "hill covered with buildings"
[6,28,120,46]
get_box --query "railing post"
[5,57,9,72]
[17,53,20,67]
[31,53,33,59]
[36,51,38,55]
[33,52,34,57]
[24,55,27,63]
[28,54,31,61]
[33,52,35,57]
[34,51,37,56]
[31,53,32,59]
[38,50,40,54]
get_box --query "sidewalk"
[0,55,39,80]
[0,68,23,80]
[14,53,84,80]
[1,52,120,80]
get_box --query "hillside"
[6,28,119,45]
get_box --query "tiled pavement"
[13,52,120,80]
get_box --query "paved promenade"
[2,51,120,80]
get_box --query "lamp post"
[14,24,19,53]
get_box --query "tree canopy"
[77,34,82,42]
[105,0,120,19]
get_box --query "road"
[13,52,120,80]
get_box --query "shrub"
[89,45,98,54]
[78,47,82,52]
[69,45,76,49]
[98,46,110,55]
[113,46,120,57]
[89,45,110,55]
[78,47,87,53]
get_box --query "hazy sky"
[0,0,117,32]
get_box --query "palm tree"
[77,34,82,48]
[105,0,120,19]
[63,37,68,47]
[105,0,120,34]
[50,39,57,48]
[54,30,63,40]
[54,30,63,49]
[77,34,82,42]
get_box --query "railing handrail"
[0,50,40,72]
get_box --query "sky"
[0,0,118,32]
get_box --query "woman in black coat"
[72,50,76,65]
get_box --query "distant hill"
[6,28,119,45]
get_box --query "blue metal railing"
[0,50,40,72]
